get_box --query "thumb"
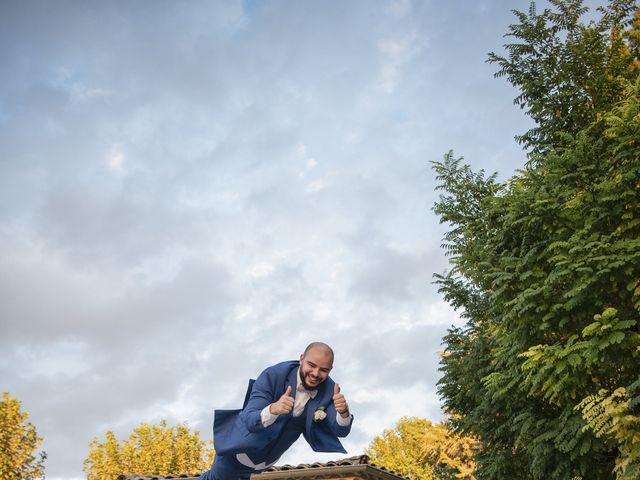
[284,385,292,397]
[334,383,341,395]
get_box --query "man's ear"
[299,354,305,363]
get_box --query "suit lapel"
[285,363,299,405]
[304,379,330,435]
[262,363,299,441]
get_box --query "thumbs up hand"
[333,383,350,417]
[269,385,294,415]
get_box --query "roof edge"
[253,463,407,480]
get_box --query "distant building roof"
[117,455,407,480]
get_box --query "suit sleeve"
[324,385,352,438]
[239,367,280,433]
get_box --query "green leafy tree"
[0,392,46,480]
[83,420,215,480]
[487,0,639,156]
[434,1,640,479]
[367,417,479,480]
[624,7,640,71]
[578,378,640,480]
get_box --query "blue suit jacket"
[213,361,351,457]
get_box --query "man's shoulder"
[263,360,300,375]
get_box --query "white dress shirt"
[237,370,352,470]
[260,368,352,427]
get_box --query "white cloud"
[376,31,425,94]
[305,178,329,193]
[352,384,442,438]
[247,260,276,278]
[14,339,93,381]
[0,0,537,477]
[106,147,125,174]
[295,141,307,158]
[386,0,412,18]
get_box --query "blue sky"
[0,1,606,478]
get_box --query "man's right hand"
[269,385,294,415]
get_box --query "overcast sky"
[0,1,606,479]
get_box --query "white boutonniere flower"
[313,406,327,422]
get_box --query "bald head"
[299,342,334,390]
[302,342,334,363]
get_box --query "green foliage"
[487,0,639,156]
[83,420,215,480]
[578,379,640,479]
[627,9,640,71]
[0,392,46,480]
[434,2,640,479]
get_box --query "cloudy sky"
[0,0,605,478]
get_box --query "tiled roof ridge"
[258,454,408,478]
[261,454,371,471]
[116,455,370,479]
[117,454,408,479]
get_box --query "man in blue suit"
[199,342,353,480]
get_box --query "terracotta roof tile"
[118,455,408,480]
[257,455,407,478]
[261,454,370,471]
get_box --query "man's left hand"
[333,383,350,418]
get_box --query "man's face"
[299,347,333,390]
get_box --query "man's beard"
[299,368,323,390]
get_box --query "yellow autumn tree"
[366,416,479,480]
[0,392,46,480]
[83,420,215,480]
